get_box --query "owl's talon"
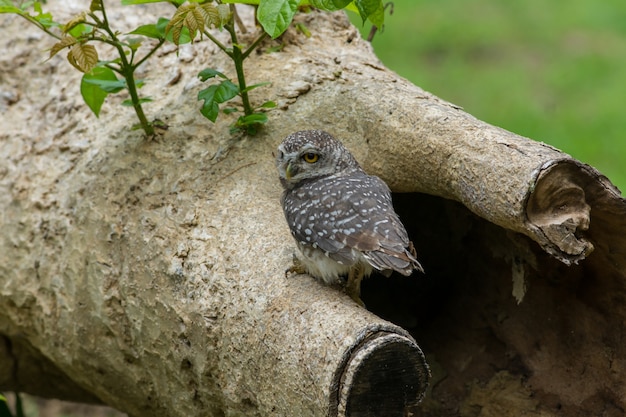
[346,264,366,308]
[348,292,366,308]
[284,265,306,277]
[285,255,307,278]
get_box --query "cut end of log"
[330,329,430,417]
[524,159,621,265]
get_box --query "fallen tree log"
[1,3,625,417]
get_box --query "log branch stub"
[526,159,593,264]
[524,158,624,265]
[332,329,429,417]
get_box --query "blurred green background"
[349,0,626,194]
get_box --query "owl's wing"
[283,173,420,272]
[333,175,422,275]
[282,179,359,265]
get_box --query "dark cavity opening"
[361,193,611,417]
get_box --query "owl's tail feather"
[364,241,424,276]
[407,241,425,274]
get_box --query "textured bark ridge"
[1,2,626,417]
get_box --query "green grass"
[350,0,626,193]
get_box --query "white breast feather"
[297,243,374,284]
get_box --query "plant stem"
[243,32,268,60]
[225,21,253,116]
[134,38,166,68]
[20,14,61,39]
[203,30,231,57]
[93,3,154,136]
[122,67,154,136]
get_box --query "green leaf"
[68,23,91,37]
[240,81,271,94]
[257,0,298,39]
[126,37,143,51]
[97,58,122,66]
[259,100,277,109]
[354,0,383,26]
[265,44,284,53]
[128,23,162,39]
[0,2,23,13]
[0,2,61,28]
[198,80,239,122]
[35,12,58,28]
[82,78,127,93]
[121,97,153,106]
[367,9,384,29]
[198,68,227,81]
[90,0,103,12]
[309,0,352,12]
[198,85,221,122]
[31,2,59,29]
[234,112,269,135]
[344,2,359,13]
[215,4,231,27]
[81,66,119,117]
[239,113,269,125]
[213,80,239,103]
[200,102,220,122]
[199,93,220,122]
[154,17,170,38]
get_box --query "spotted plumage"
[276,130,423,305]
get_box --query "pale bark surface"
[1,2,626,417]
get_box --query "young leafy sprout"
[50,0,169,136]
[1,0,388,136]
[165,2,276,135]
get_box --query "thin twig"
[202,30,231,57]
[134,38,166,69]
[243,32,268,60]
[231,4,248,34]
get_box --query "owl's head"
[276,130,361,189]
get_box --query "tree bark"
[1,3,625,417]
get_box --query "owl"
[276,130,423,306]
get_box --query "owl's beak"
[285,161,294,180]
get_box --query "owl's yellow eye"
[302,152,319,163]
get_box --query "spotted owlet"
[276,130,423,306]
